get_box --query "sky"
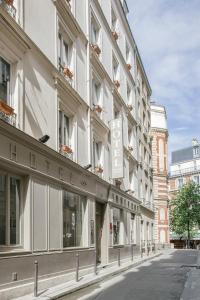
[126,0,200,161]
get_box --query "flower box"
[93,104,102,113]
[126,63,132,70]
[63,67,73,79]
[112,31,118,40]
[115,179,122,187]
[0,100,14,115]
[95,166,103,173]
[127,104,133,111]
[5,0,14,5]
[91,44,101,56]
[128,145,133,151]
[62,145,73,154]
[114,80,120,88]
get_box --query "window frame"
[0,172,23,249]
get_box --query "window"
[193,175,199,184]
[0,57,10,104]
[59,111,71,147]
[145,184,148,203]
[129,170,134,190]
[0,174,21,246]
[130,213,135,244]
[63,191,86,248]
[111,8,117,32]
[127,83,131,104]
[58,33,73,70]
[160,208,165,221]
[92,78,101,107]
[113,207,121,245]
[112,55,119,81]
[177,178,183,189]
[193,146,199,158]
[91,15,100,45]
[126,41,130,63]
[93,140,102,167]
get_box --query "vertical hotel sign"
[110,118,124,179]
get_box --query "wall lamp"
[38,135,50,143]
[84,164,92,170]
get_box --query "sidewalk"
[12,251,162,300]
[180,251,200,300]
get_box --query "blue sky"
[126,0,200,160]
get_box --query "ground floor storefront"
[0,121,155,297]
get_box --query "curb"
[34,252,162,300]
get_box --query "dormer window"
[193,146,199,158]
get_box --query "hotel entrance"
[95,202,105,264]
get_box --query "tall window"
[193,175,199,184]
[91,15,100,45]
[177,178,183,189]
[126,41,130,63]
[0,174,21,246]
[0,57,10,104]
[63,191,86,248]
[93,140,102,167]
[59,111,71,148]
[112,55,119,81]
[58,33,73,69]
[127,83,131,104]
[92,78,101,106]
[130,213,135,244]
[111,8,117,32]
[113,207,121,245]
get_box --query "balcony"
[170,165,200,177]
[0,0,16,19]
[0,100,16,126]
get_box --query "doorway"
[95,202,105,264]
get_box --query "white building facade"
[0,0,154,297]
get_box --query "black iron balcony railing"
[0,0,16,19]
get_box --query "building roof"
[171,146,196,164]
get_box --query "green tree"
[170,182,200,248]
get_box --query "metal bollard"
[34,260,38,297]
[141,247,143,258]
[75,253,79,282]
[118,248,121,267]
[94,250,97,275]
[131,244,134,262]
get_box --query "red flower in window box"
[95,165,103,173]
[91,44,101,56]
[63,67,73,79]
[127,104,133,111]
[112,31,118,40]
[62,145,73,154]
[126,63,132,70]
[6,0,14,5]
[114,80,120,88]
[128,145,133,151]
[93,104,102,113]
[0,100,14,116]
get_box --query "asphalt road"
[60,250,198,300]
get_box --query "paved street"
[60,250,199,300]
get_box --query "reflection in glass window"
[0,57,10,104]
[63,191,86,248]
[113,207,121,245]
[0,175,21,246]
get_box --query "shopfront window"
[113,207,121,245]
[63,191,86,248]
[0,174,21,246]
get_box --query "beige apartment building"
[0,0,154,298]
[151,103,169,246]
